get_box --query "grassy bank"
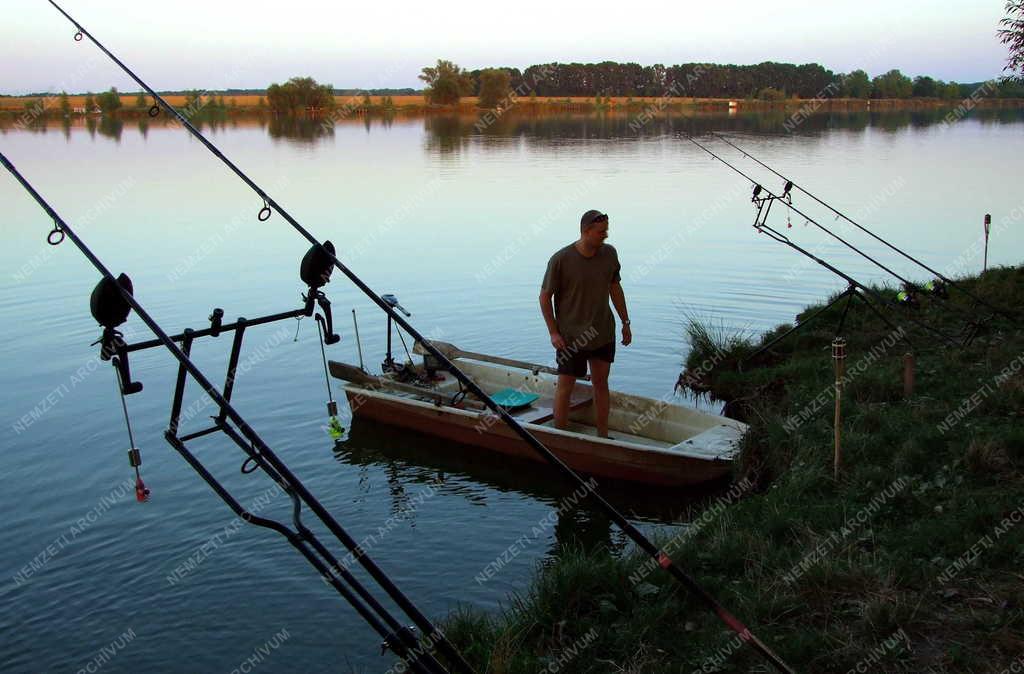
[441,266,1024,673]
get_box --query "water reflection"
[97,115,123,141]
[6,106,1020,146]
[421,107,1024,150]
[335,415,726,527]
[267,114,335,143]
[423,114,474,155]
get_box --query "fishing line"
[395,324,414,366]
[1,152,452,674]
[694,135,914,285]
[684,133,964,348]
[710,133,998,334]
[316,316,343,440]
[710,132,1016,323]
[114,364,150,501]
[45,3,795,671]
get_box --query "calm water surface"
[1,108,1022,672]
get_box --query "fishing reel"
[923,279,948,299]
[896,282,920,307]
[89,273,149,501]
[750,181,795,232]
[90,273,143,395]
[750,180,793,207]
[898,279,947,307]
[300,240,345,432]
[300,240,341,345]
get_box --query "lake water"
[1,107,1022,673]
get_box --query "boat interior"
[374,356,743,455]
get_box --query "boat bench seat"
[515,392,593,425]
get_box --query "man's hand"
[550,331,567,350]
[621,324,632,346]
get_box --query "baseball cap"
[580,209,608,227]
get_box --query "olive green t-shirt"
[541,243,621,350]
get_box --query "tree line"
[30,43,1023,119]
[417,60,1024,106]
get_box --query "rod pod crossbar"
[711,132,1017,325]
[44,3,795,671]
[0,152,455,674]
[685,133,966,350]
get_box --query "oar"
[413,339,589,380]
[328,361,485,410]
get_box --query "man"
[539,209,631,438]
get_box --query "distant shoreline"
[2,93,1022,117]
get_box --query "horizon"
[0,61,1010,99]
[3,0,1013,95]
[1,58,1010,99]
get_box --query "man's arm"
[540,290,566,350]
[610,282,631,346]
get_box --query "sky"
[1,0,1013,94]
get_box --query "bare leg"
[554,374,576,429]
[589,358,611,438]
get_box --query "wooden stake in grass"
[832,337,846,479]
[984,213,991,272]
[903,352,915,397]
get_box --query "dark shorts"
[556,341,615,378]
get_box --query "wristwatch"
[622,320,631,326]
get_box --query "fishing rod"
[710,132,1017,323]
[742,190,917,364]
[0,152,454,674]
[47,3,795,671]
[706,133,995,338]
[683,133,965,349]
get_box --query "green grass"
[441,266,1024,673]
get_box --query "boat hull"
[343,387,735,487]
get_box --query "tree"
[912,75,937,97]
[84,92,95,112]
[999,0,1024,80]
[871,70,913,98]
[96,87,122,113]
[183,90,205,108]
[998,77,1024,96]
[135,92,146,109]
[478,68,511,108]
[419,60,472,105]
[59,91,71,116]
[265,77,334,114]
[840,70,871,98]
[941,81,961,99]
[757,87,786,101]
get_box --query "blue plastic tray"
[490,388,540,409]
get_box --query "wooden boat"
[328,341,747,487]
